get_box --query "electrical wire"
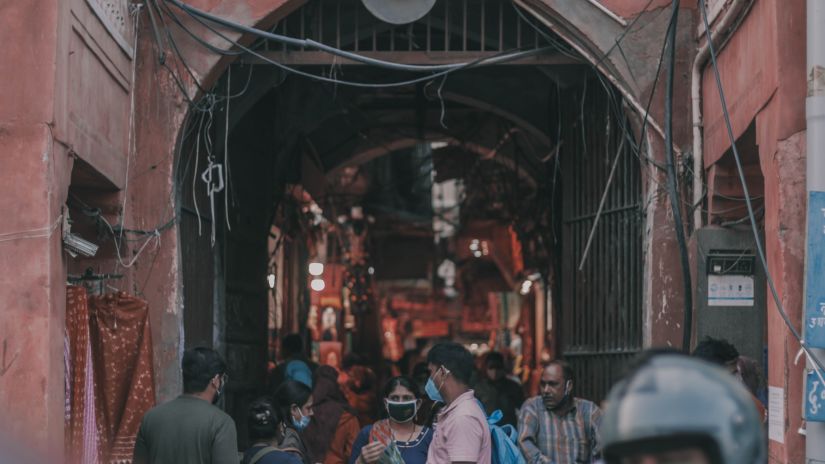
[511,2,664,171]
[166,0,535,73]
[698,0,825,373]
[661,0,693,352]
[164,0,555,89]
[0,215,62,244]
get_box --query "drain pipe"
[691,0,752,229]
[806,0,825,461]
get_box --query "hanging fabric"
[88,292,156,464]
[65,286,102,464]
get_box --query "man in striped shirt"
[517,361,602,464]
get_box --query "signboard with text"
[806,371,825,422]
[805,192,825,348]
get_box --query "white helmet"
[601,354,766,464]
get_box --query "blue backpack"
[482,407,527,464]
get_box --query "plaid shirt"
[517,396,602,464]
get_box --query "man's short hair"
[182,347,226,394]
[282,334,303,356]
[544,359,575,383]
[692,337,739,366]
[427,342,475,385]
[485,352,505,369]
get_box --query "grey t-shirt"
[134,395,238,464]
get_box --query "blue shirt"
[242,445,303,464]
[348,423,433,464]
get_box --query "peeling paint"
[809,65,825,97]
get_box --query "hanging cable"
[162,0,554,89]
[662,0,693,352]
[166,0,537,73]
[223,67,232,231]
[698,0,825,372]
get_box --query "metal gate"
[559,77,643,402]
[178,115,217,349]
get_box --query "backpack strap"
[249,446,279,464]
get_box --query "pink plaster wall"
[0,0,66,456]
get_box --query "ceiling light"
[310,279,326,292]
[309,262,324,276]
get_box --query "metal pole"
[806,1,825,462]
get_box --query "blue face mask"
[425,367,446,403]
[292,410,311,431]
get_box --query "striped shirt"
[517,396,602,464]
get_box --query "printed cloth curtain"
[66,286,101,464]
[88,292,156,464]
[65,288,156,464]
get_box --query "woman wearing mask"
[349,376,433,464]
[242,397,302,464]
[273,380,314,464]
[304,366,361,464]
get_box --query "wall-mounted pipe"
[805,0,825,460]
[587,0,628,27]
[691,0,754,230]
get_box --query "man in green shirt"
[134,347,238,464]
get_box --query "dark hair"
[544,359,575,383]
[737,356,763,397]
[412,362,430,382]
[273,380,312,429]
[342,353,365,370]
[427,342,474,385]
[182,347,226,394]
[282,334,304,356]
[247,397,281,441]
[382,376,422,399]
[485,352,505,368]
[692,337,739,366]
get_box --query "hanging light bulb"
[309,262,324,276]
[310,279,326,292]
[267,273,276,289]
[520,279,533,295]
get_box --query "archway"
[129,0,687,444]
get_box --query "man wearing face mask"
[425,342,492,464]
[517,360,602,464]
[134,347,238,464]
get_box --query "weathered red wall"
[701,0,808,461]
[0,0,65,457]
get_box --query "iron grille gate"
[252,0,572,66]
[559,77,643,402]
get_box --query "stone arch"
[132,0,685,401]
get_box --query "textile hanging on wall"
[66,286,101,464]
[88,292,156,464]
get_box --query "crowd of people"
[132,337,767,464]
